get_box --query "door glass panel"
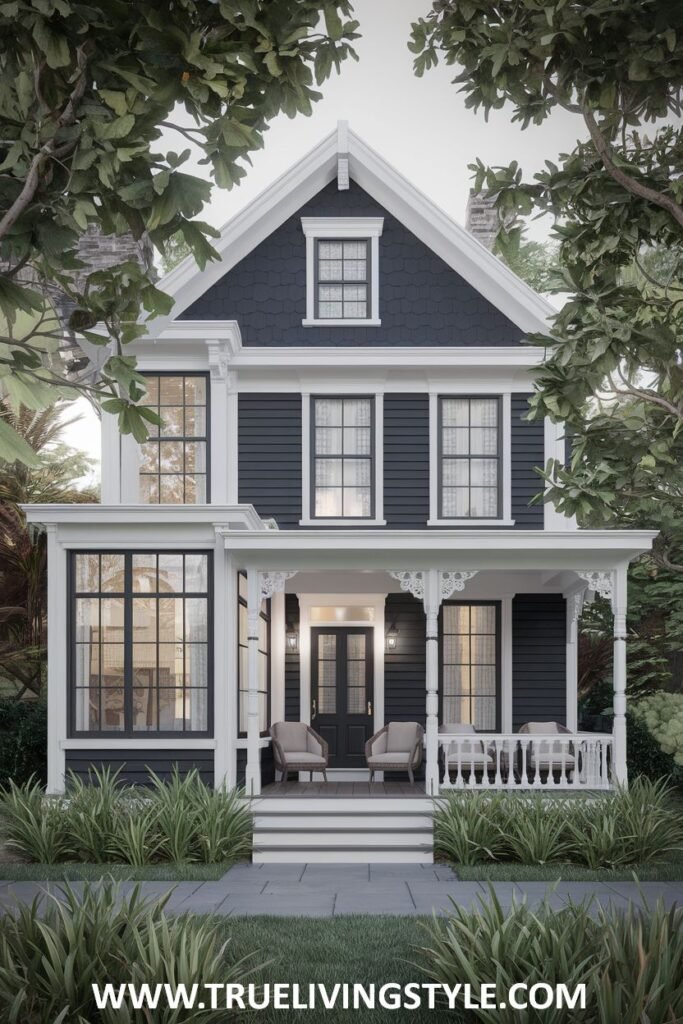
[347,688,365,714]
[317,634,337,714]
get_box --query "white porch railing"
[438,733,614,791]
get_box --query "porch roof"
[219,527,657,573]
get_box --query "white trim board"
[144,124,555,339]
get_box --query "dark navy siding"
[182,180,522,347]
[512,594,566,730]
[511,394,544,529]
[238,393,301,528]
[284,594,301,720]
[384,394,430,528]
[384,593,426,726]
[236,747,274,788]
[64,750,214,787]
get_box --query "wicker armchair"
[270,721,329,782]
[519,721,575,774]
[365,721,424,784]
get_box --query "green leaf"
[32,18,70,68]
[0,417,40,467]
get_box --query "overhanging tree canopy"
[410,0,683,572]
[0,0,358,459]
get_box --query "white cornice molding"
[21,503,267,531]
[144,123,556,339]
[300,216,384,237]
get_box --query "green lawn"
[209,915,452,1024]
[453,856,683,882]
[0,862,234,881]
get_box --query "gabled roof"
[147,122,555,340]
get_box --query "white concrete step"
[253,814,433,829]
[251,796,435,864]
[253,848,434,864]
[254,830,432,848]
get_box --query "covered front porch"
[224,527,655,798]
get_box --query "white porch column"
[207,343,230,503]
[424,570,441,797]
[245,570,297,797]
[46,527,67,794]
[390,570,479,796]
[565,590,584,733]
[612,565,628,786]
[245,566,261,796]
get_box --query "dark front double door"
[311,627,374,769]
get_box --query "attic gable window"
[301,217,383,326]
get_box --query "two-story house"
[26,124,656,861]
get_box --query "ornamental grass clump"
[0,883,260,1023]
[419,890,683,1024]
[0,768,252,867]
[432,779,683,868]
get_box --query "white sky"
[63,0,587,472]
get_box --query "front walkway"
[1,864,681,918]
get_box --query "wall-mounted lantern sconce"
[286,623,299,652]
[385,623,398,652]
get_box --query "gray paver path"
[1,865,682,918]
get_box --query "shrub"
[631,692,683,767]
[0,768,252,867]
[432,779,683,869]
[0,698,46,788]
[419,891,683,1024]
[626,709,679,781]
[0,882,260,1023]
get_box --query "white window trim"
[428,392,514,527]
[300,392,386,527]
[301,216,383,327]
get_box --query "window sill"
[301,318,382,327]
[427,518,516,527]
[299,518,387,527]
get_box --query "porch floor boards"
[261,781,426,799]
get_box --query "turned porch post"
[245,567,261,796]
[612,565,628,786]
[423,570,441,796]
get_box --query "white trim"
[501,595,514,732]
[60,739,217,750]
[213,539,230,786]
[299,392,386,527]
[297,593,386,742]
[428,391,512,527]
[234,736,271,749]
[46,528,67,794]
[100,412,121,504]
[301,216,383,327]
[270,591,286,724]
[226,374,239,504]
[145,125,555,339]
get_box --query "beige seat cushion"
[447,749,492,766]
[439,722,491,763]
[367,751,412,766]
[280,751,327,766]
[386,722,419,752]
[274,722,308,751]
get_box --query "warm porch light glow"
[286,626,299,652]
[385,625,398,651]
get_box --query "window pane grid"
[312,397,374,519]
[439,397,500,519]
[316,239,370,319]
[139,374,208,504]
[71,553,211,736]
[442,603,498,731]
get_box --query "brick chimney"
[465,189,500,250]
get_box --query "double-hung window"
[441,602,500,731]
[138,373,209,503]
[311,396,374,519]
[70,551,211,736]
[316,239,370,320]
[439,397,501,519]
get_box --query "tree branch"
[0,46,89,241]
[583,108,683,231]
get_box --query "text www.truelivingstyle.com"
[92,981,587,1013]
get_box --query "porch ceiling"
[221,528,657,573]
